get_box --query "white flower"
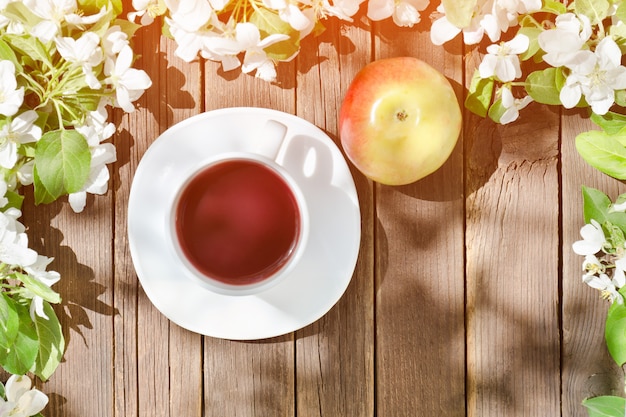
[499,87,532,124]
[24,0,78,42]
[559,37,626,115]
[319,0,364,21]
[236,23,289,82]
[102,26,130,57]
[263,0,313,31]
[612,200,626,212]
[200,20,243,71]
[164,0,213,32]
[582,254,605,277]
[572,219,606,255]
[55,33,104,89]
[614,252,626,289]
[367,0,428,27]
[69,106,117,213]
[129,0,165,25]
[584,273,624,304]
[0,375,48,417]
[0,211,37,267]
[24,255,60,320]
[0,110,42,169]
[430,1,508,46]
[165,17,205,62]
[68,142,116,213]
[104,45,152,113]
[479,34,528,81]
[0,61,23,117]
[538,13,592,68]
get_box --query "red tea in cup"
[174,158,301,286]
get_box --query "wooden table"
[18,7,625,417]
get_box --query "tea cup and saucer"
[127,107,361,340]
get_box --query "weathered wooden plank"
[202,55,297,417]
[465,103,561,416]
[23,179,114,417]
[373,22,466,416]
[113,24,204,416]
[294,13,375,417]
[561,111,626,416]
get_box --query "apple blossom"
[499,87,532,124]
[0,208,38,268]
[367,0,428,27]
[478,33,528,82]
[573,219,607,255]
[0,375,48,417]
[102,26,130,58]
[236,23,289,82]
[0,110,42,169]
[55,32,104,89]
[559,37,626,115]
[584,273,624,304]
[24,0,78,42]
[24,255,60,320]
[128,0,166,25]
[0,61,23,117]
[263,0,313,31]
[164,0,213,32]
[537,13,592,68]
[104,45,152,113]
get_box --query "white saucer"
[127,107,361,340]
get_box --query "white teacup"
[166,120,310,296]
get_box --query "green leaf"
[441,0,477,27]
[32,302,64,381]
[78,0,122,16]
[575,0,610,24]
[526,68,564,105]
[542,0,568,14]
[0,37,21,71]
[606,299,626,366]
[616,0,626,23]
[465,69,494,118]
[33,129,91,202]
[3,34,52,68]
[518,27,542,61]
[2,303,38,376]
[250,8,300,62]
[4,189,24,211]
[15,272,61,305]
[487,97,506,123]
[591,112,626,135]
[576,130,626,180]
[0,294,20,354]
[583,395,626,416]
[581,186,626,229]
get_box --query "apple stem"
[396,110,408,121]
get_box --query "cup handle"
[253,119,288,161]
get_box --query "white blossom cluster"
[573,210,626,305]
[130,0,430,82]
[0,0,152,212]
[0,179,60,321]
[432,0,626,124]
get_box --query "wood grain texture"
[201,39,297,417]
[465,104,561,416]
[294,12,375,417]
[15,4,625,416]
[561,111,626,416]
[373,21,466,417]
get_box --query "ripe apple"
[339,57,462,185]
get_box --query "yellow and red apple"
[339,57,462,185]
